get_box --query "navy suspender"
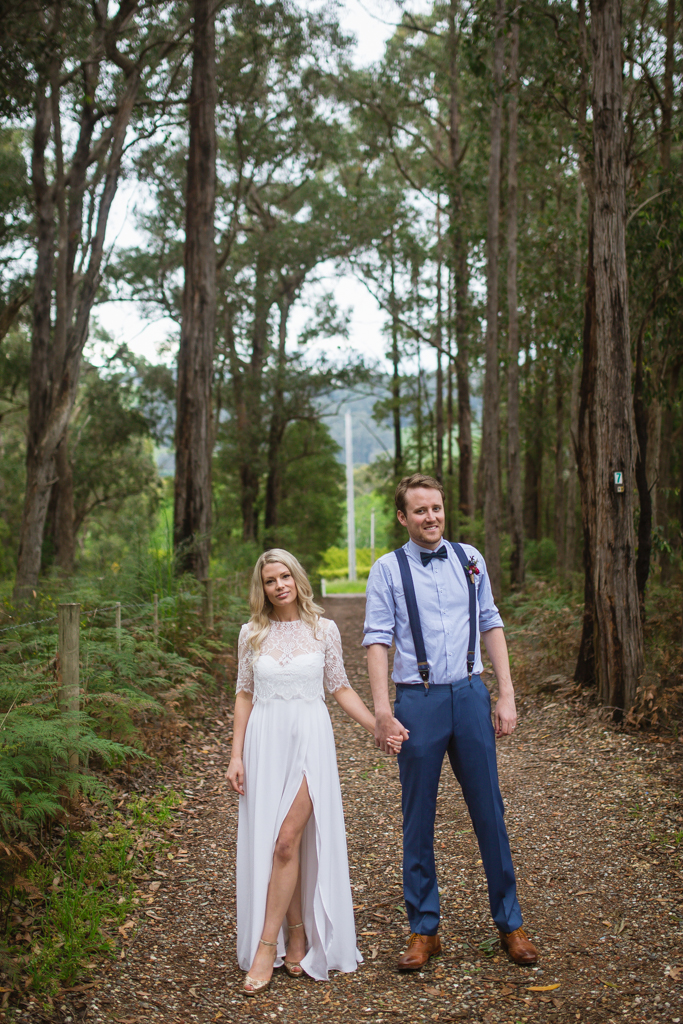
[394,542,478,687]
[450,542,478,681]
[394,548,430,685]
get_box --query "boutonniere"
[464,555,480,584]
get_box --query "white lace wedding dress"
[235,617,362,980]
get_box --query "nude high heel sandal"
[283,922,305,978]
[243,939,277,996]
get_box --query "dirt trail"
[24,597,683,1024]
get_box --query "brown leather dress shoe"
[499,927,538,965]
[397,933,442,970]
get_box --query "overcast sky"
[93,0,438,376]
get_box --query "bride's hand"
[386,734,404,755]
[227,756,245,795]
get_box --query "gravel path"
[24,597,683,1024]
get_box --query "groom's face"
[397,487,445,550]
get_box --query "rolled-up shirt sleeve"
[363,560,396,647]
[476,553,505,633]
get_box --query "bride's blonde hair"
[247,548,324,655]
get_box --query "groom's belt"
[395,675,480,690]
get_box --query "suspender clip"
[418,662,430,689]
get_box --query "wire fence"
[0,572,252,641]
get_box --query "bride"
[227,548,402,995]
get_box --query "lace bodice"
[236,618,351,703]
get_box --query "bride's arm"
[227,626,255,795]
[226,690,253,795]
[331,684,376,733]
[324,619,403,751]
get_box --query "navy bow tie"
[420,546,448,566]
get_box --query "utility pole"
[345,411,356,582]
[370,507,376,566]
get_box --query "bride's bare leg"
[285,868,306,963]
[245,779,313,988]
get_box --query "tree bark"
[390,251,403,478]
[575,205,596,687]
[565,355,581,571]
[14,6,144,600]
[174,0,217,579]
[435,202,445,482]
[446,269,455,539]
[264,273,303,538]
[506,8,524,589]
[576,0,644,711]
[633,316,651,615]
[447,0,474,531]
[482,0,506,597]
[554,351,565,574]
[661,0,675,173]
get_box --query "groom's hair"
[395,474,445,515]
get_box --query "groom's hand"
[494,693,517,737]
[375,711,409,753]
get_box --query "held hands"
[375,712,409,755]
[226,756,245,795]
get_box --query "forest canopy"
[0,0,681,714]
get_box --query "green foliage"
[12,789,183,993]
[524,538,558,580]
[215,418,346,569]
[319,546,390,581]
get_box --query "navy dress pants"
[394,675,522,936]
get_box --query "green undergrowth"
[0,560,248,1003]
[2,788,183,998]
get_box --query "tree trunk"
[435,203,444,482]
[661,0,675,173]
[575,205,596,688]
[565,356,581,571]
[633,318,651,616]
[264,277,301,538]
[506,9,524,589]
[554,352,565,574]
[54,435,75,573]
[174,0,217,579]
[446,270,455,539]
[577,0,644,711]
[481,0,505,597]
[447,0,474,531]
[390,254,403,478]
[14,15,142,600]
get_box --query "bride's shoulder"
[318,616,339,636]
[239,621,254,640]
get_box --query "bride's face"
[262,562,298,609]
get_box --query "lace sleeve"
[323,619,351,693]
[236,624,254,695]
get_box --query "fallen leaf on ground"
[526,983,561,992]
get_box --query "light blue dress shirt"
[362,539,504,685]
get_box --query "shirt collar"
[406,537,448,563]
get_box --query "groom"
[363,474,538,969]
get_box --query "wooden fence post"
[153,593,159,638]
[202,579,214,629]
[58,603,80,774]
[115,601,121,650]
